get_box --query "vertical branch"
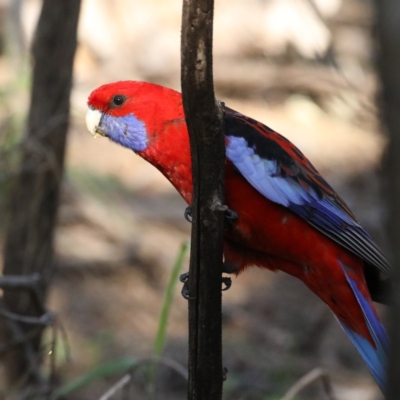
[375,1,400,398]
[181,0,225,399]
[1,0,81,387]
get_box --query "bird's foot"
[184,205,238,224]
[221,276,232,291]
[179,271,232,300]
[184,206,193,223]
[223,367,228,381]
[179,272,192,300]
[215,204,238,222]
[222,261,239,274]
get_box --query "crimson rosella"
[86,81,390,390]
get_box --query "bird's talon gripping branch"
[225,208,238,221]
[179,272,232,299]
[179,272,192,300]
[184,206,192,223]
[215,204,238,224]
[222,261,238,274]
[179,272,189,283]
[216,204,238,218]
[181,284,191,300]
[184,205,237,224]
[222,367,228,381]
[221,277,232,291]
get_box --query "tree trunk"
[1,0,81,390]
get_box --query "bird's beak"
[86,107,107,138]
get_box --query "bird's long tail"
[338,261,388,391]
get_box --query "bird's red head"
[86,81,183,151]
[86,81,193,201]
[86,81,183,152]
[86,80,185,153]
[87,81,174,117]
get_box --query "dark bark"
[375,1,400,398]
[181,0,225,399]
[1,0,81,388]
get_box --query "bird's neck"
[139,106,194,205]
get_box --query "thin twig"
[99,374,132,400]
[0,273,46,314]
[97,356,188,400]
[279,368,337,400]
[0,300,45,387]
[0,273,42,290]
[0,297,70,399]
[0,308,54,325]
[0,325,42,353]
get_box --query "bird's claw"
[184,206,192,223]
[222,261,239,274]
[179,272,189,283]
[183,205,238,224]
[179,272,191,300]
[179,272,232,300]
[223,367,228,381]
[216,204,238,221]
[222,277,232,291]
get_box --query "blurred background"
[0,0,388,399]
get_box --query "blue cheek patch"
[101,113,148,152]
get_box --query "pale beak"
[86,108,106,138]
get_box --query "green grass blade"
[154,242,188,356]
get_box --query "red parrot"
[86,81,390,390]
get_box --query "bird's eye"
[111,95,126,107]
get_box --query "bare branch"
[280,368,337,400]
[0,300,45,389]
[0,308,53,325]
[0,326,41,354]
[99,374,131,400]
[181,0,225,398]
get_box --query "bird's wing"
[224,107,391,277]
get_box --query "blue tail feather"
[339,261,388,391]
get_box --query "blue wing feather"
[339,262,388,390]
